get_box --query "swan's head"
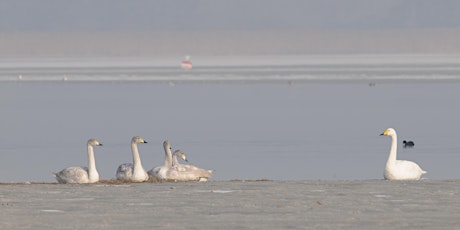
[132,136,148,144]
[173,150,188,162]
[88,139,103,146]
[163,140,172,151]
[380,128,396,137]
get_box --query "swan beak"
[379,133,384,136]
[99,143,103,146]
[144,140,148,143]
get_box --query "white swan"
[52,139,103,184]
[380,128,426,180]
[116,136,149,182]
[171,149,213,181]
[150,140,213,182]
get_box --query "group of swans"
[53,136,213,184]
[146,140,213,182]
[53,128,427,184]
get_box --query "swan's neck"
[172,154,179,166]
[163,146,172,169]
[132,142,144,173]
[87,145,99,182]
[386,133,398,166]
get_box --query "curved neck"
[163,146,172,169]
[131,142,143,170]
[387,133,398,165]
[172,154,179,166]
[87,144,98,181]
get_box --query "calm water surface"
[1,57,460,182]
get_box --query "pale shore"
[1,180,460,229]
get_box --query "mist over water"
[0,55,459,182]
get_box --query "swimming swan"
[380,128,426,180]
[52,139,103,184]
[116,136,149,182]
[171,149,213,181]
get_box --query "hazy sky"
[1,0,460,32]
[1,0,460,56]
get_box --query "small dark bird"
[403,140,415,148]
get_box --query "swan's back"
[167,165,212,181]
[53,166,90,184]
[116,163,134,181]
[168,164,213,181]
[170,150,213,181]
[147,166,161,178]
[385,160,426,180]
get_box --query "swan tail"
[51,172,57,177]
[422,170,427,174]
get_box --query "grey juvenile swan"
[52,139,103,184]
[171,149,213,181]
[150,140,213,182]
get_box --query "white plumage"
[116,136,149,182]
[381,128,426,180]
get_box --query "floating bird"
[380,128,426,180]
[402,140,415,148]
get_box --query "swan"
[380,128,426,180]
[147,147,178,178]
[116,136,149,182]
[52,139,103,184]
[149,140,173,180]
[171,149,213,181]
[172,149,188,168]
[403,140,415,148]
[150,140,213,182]
[147,148,182,178]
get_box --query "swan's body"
[381,128,426,180]
[53,139,103,184]
[171,150,213,181]
[116,136,149,182]
[150,141,213,182]
[147,149,184,178]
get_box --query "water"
[0,55,460,182]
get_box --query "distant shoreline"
[1,54,460,83]
[1,29,460,57]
